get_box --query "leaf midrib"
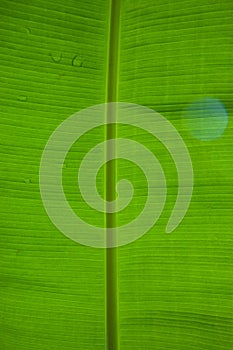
[105,0,121,349]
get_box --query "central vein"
[105,0,121,349]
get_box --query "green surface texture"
[0,0,233,349]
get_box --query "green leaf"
[0,0,233,349]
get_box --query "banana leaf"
[0,0,233,349]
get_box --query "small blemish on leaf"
[18,95,27,102]
[72,55,83,67]
[50,52,62,63]
[24,178,32,184]
[25,27,31,35]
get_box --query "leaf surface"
[0,0,233,349]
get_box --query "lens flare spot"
[184,97,228,141]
